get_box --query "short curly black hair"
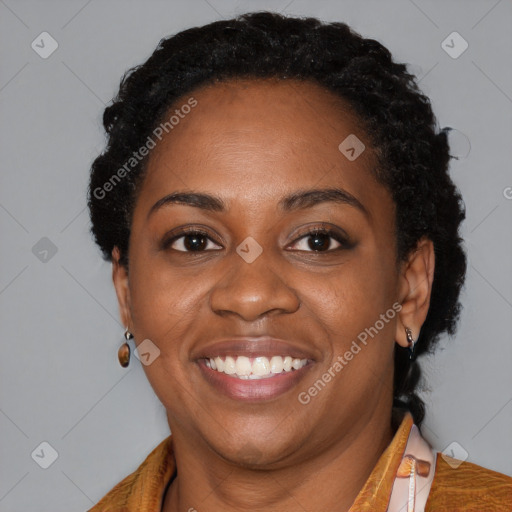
[87,11,467,428]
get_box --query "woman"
[87,11,512,511]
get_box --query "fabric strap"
[387,424,437,512]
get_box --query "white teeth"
[224,356,236,375]
[214,357,224,372]
[235,356,252,376]
[252,357,270,376]
[205,355,308,379]
[248,373,267,379]
[270,356,284,374]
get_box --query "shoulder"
[426,452,512,511]
[87,436,174,512]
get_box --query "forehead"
[135,79,389,218]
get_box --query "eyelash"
[161,225,352,253]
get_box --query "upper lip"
[192,336,318,362]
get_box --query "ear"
[395,237,435,348]
[112,246,133,331]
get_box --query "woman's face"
[114,79,411,467]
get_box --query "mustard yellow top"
[89,412,512,511]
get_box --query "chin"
[205,424,303,470]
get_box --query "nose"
[209,248,300,322]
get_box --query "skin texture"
[112,79,435,512]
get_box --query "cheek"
[127,259,207,410]
[313,255,396,328]
[309,254,398,381]
[128,255,206,336]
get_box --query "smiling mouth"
[203,355,309,380]
[194,337,316,400]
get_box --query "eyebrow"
[147,187,368,220]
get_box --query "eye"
[162,228,222,252]
[289,228,351,252]
[161,226,352,253]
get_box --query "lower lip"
[197,360,312,402]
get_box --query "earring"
[118,328,133,368]
[405,327,415,360]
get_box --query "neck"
[162,404,397,512]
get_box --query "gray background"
[1,0,511,510]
